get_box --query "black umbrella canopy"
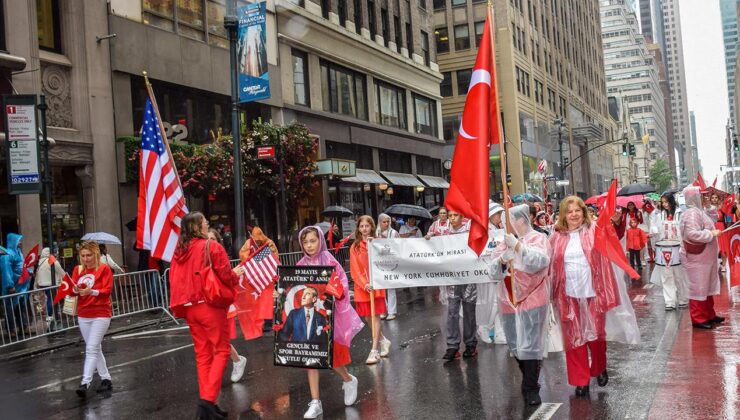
[662,187,681,196]
[321,205,354,218]
[617,183,656,196]
[383,204,433,220]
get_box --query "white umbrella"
[81,232,122,245]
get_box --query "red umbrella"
[585,193,607,206]
[616,195,643,209]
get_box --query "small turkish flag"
[17,244,40,285]
[325,270,344,299]
[53,273,76,305]
[444,11,500,256]
[719,224,740,287]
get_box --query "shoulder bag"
[200,239,234,308]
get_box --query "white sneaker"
[342,374,358,406]
[385,314,397,320]
[477,326,492,344]
[379,337,391,357]
[230,355,247,383]
[304,399,323,419]
[366,349,380,365]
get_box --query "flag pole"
[487,3,518,304]
[142,71,185,194]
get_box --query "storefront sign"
[237,2,270,103]
[257,145,275,159]
[63,248,73,258]
[274,266,335,369]
[3,95,41,194]
[369,234,495,289]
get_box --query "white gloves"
[504,233,519,248]
[500,249,516,263]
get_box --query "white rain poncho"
[488,204,552,360]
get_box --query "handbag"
[199,239,234,308]
[683,240,706,254]
[546,303,564,354]
[63,296,78,316]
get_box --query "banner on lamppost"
[3,95,42,194]
[237,1,270,103]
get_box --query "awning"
[380,171,423,187]
[417,175,450,189]
[341,169,387,184]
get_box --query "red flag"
[595,180,640,280]
[52,273,76,305]
[712,176,718,188]
[444,11,500,256]
[17,244,40,285]
[327,221,335,249]
[719,224,740,287]
[334,234,353,253]
[693,172,707,190]
[325,270,345,299]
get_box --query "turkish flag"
[325,270,345,299]
[595,180,640,280]
[52,273,76,305]
[719,224,740,287]
[693,172,707,190]
[17,244,40,285]
[444,11,500,256]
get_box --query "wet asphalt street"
[1,266,738,420]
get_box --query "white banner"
[369,234,494,289]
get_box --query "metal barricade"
[0,269,176,349]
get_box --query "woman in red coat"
[170,211,243,420]
[72,241,114,398]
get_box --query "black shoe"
[442,348,460,360]
[524,391,541,406]
[575,385,589,397]
[462,345,478,358]
[710,316,725,324]
[597,370,608,387]
[97,379,112,393]
[692,322,713,330]
[76,383,89,398]
[197,399,226,420]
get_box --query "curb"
[0,319,173,362]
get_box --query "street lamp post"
[554,117,566,196]
[38,95,55,286]
[225,1,245,256]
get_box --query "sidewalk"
[648,285,740,419]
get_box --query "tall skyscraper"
[720,0,739,127]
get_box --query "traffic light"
[563,157,569,166]
[734,139,739,152]
[630,144,637,156]
[621,144,628,156]
[506,174,512,187]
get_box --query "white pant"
[78,317,112,385]
[386,289,397,315]
[660,266,688,308]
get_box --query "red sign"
[257,146,276,159]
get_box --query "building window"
[443,115,461,142]
[421,30,430,65]
[394,16,402,52]
[321,60,368,120]
[338,0,347,26]
[418,0,426,10]
[376,81,407,129]
[452,0,466,6]
[354,0,362,34]
[435,27,449,53]
[321,0,330,19]
[454,24,469,50]
[456,69,471,95]
[286,0,305,5]
[382,8,390,46]
[176,0,205,41]
[206,0,228,48]
[433,0,446,10]
[406,23,414,55]
[474,21,485,46]
[368,0,377,38]
[37,0,62,53]
[534,80,544,105]
[441,72,453,97]
[413,94,437,136]
[515,66,530,97]
[292,50,309,106]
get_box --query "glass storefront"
[43,166,85,270]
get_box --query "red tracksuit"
[170,238,238,403]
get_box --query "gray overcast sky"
[680,0,728,186]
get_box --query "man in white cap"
[477,201,508,344]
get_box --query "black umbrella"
[427,205,441,215]
[383,204,433,220]
[321,205,354,218]
[662,187,681,196]
[617,183,656,196]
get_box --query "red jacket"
[626,227,648,251]
[73,264,113,318]
[169,238,238,317]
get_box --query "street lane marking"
[24,343,194,393]
[633,295,646,302]
[112,325,190,340]
[527,403,562,420]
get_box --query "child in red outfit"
[626,219,648,272]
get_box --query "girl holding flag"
[350,215,392,365]
[376,213,399,320]
[296,226,364,419]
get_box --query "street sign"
[3,95,41,194]
[257,145,276,159]
[545,175,558,181]
[555,180,570,187]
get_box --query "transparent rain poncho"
[488,204,552,360]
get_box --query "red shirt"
[626,227,647,251]
[73,264,113,318]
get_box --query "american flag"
[136,97,187,262]
[239,245,279,294]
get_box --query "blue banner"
[237,2,270,103]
